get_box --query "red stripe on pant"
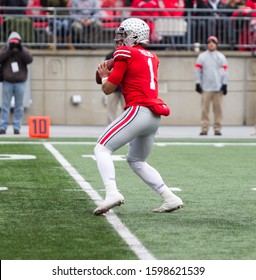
[99,106,138,146]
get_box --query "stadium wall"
[20,50,256,126]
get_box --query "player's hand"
[81,18,91,26]
[97,61,111,78]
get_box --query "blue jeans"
[50,18,71,37]
[0,81,26,131]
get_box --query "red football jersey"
[107,45,160,109]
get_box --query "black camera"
[8,40,22,50]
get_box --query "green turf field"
[0,139,256,260]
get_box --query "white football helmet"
[115,18,150,46]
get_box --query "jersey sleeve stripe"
[114,49,131,54]
[114,50,132,58]
[98,106,139,146]
[114,53,131,59]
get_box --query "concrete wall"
[21,49,256,126]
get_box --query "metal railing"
[0,7,256,52]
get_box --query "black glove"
[196,83,202,94]
[221,84,227,95]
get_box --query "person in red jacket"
[160,0,185,17]
[130,0,168,42]
[230,0,256,51]
[226,0,245,48]
[244,0,256,51]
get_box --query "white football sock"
[94,144,118,192]
[128,161,170,194]
[159,186,177,201]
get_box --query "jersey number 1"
[148,58,156,90]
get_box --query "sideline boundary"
[1,141,256,146]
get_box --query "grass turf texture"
[0,140,256,259]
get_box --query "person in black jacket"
[0,32,33,135]
[184,0,208,44]
[0,0,28,14]
[185,0,229,45]
[0,0,35,43]
[205,0,229,44]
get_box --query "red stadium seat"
[100,0,124,31]
[26,0,49,29]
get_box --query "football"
[106,58,114,70]
[95,58,114,84]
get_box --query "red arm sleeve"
[107,60,127,86]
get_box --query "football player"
[94,18,183,215]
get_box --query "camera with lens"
[8,39,22,51]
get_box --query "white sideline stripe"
[0,141,96,145]
[43,143,156,260]
[155,142,256,147]
[1,141,256,146]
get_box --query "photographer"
[0,32,33,135]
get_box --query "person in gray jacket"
[70,0,103,45]
[0,32,33,135]
[195,36,228,136]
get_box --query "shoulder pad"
[114,46,132,62]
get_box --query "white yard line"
[43,143,156,260]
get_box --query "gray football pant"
[94,106,166,194]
